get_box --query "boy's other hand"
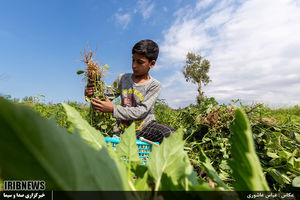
[91,98,114,113]
[85,83,95,97]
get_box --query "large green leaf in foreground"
[229,108,270,191]
[62,103,106,150]
[62,102,131,191]
[0,98,127,190]
[147,128,201,191]
[147,128,186,190]
[116,122,141,163]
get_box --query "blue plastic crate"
[104,136,159,165]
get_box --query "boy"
[85,39,175,143]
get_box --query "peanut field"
[0,95,299,199]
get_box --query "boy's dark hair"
[132,39,159,61]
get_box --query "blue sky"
[1,0,300,108]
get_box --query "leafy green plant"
[62,103,106,149]
[155,98,299,191]
[0,98,127,192]
[229,108,270,191]
[77,46,117,135]
[2,96,298,195]
[198,145,229,190]
[0,98,213,199]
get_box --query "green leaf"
[147,128,194,190]
[292,176,300,187]
[134,172,151,191]
[287,156,295,168]
[104,64,110,70]
[294,158,300,170]
[62,103,106,150]
[63,103,131,191]
[229,108,270,191]
[0,98,128,191]
[84,96,91,103]
[219,169,231,181]
[112,81,121,94]
[76,70,85,75]
[116,122,141,163]
[181,153,202,190]
[295,133,300,144]
[279,150,292,158]
[129,172,152,200]
[198,145,229,189]
[113,81,118,88]
[266,151,279,159]
[267,168,291,185]
[188,183,215,191]
[101,125,108,130]
[160,173,185,191]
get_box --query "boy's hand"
[85,83,96,97]
[91,98,114,113]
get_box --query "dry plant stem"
[78,46,115,135]
[81,46,104,87]
[246,105,260,114]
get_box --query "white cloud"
[160,71,198,108]
[114,1,154,29]
[158,0,300,108]
[114,13,131,29]
[136,0,155,19]
[162,71,185,88]
[196,0,215,10]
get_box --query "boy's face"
[132,53,155,76]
